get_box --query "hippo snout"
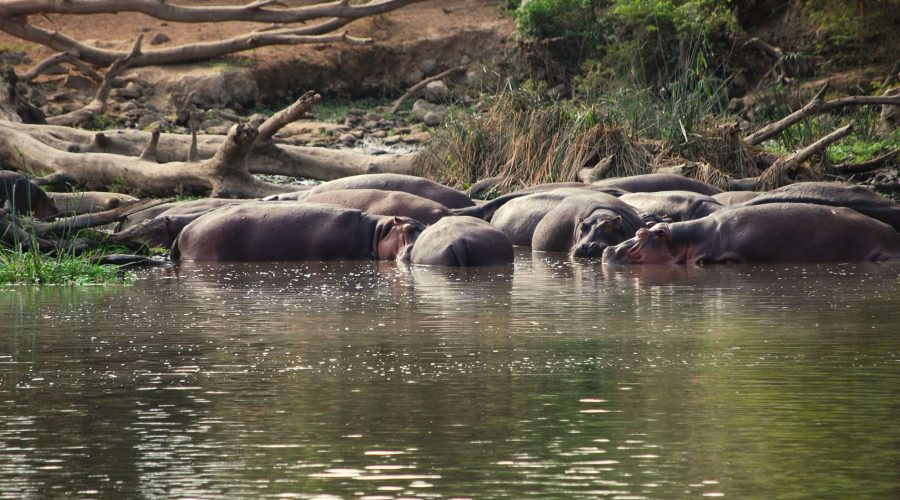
[601,242,630,264]
[571,241,605,258]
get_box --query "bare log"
[832,148,899,175]
[46,35,143,127]
[140,127,161,162]
[255,91,322,145]
[0,17,370,67]
[0,0,422,25]
[1,122,421,182]
[755,124,853,190]
[743,84,900,146]
[389,66,466,114]
[0,121,297,198]
[28,198,174,238]
[577,155,616,184]
[20,51,102,83]
[742,37,783,60]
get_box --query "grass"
[0,247,132,286]
[311,96,397,122]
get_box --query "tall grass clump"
[419,87,652,190]
[0,246,129,286]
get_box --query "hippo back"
[736,182,900,231]
[594,173,723,196]
[305,189,448,225]
[172,202,379,262]
[411,216,514,267]
[712,191,761,205]
[307,173,474,209]
[619,190,724,222]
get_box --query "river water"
[1,251,898,498]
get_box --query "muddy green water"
[1,252,898,499]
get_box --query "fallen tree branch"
[0,0,422,25]
[832,148,898,175]
[254,90,322,145]
[19,51,103,83]
[744,83,900,146]
[0,17,368,67]
[46,35,143,127]
[389,66,465,114]
[2,121,421,182]
[27,197,174,237]
[755,124,853,190]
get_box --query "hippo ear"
[636,228,650,240]
[651,224,672,241]
[392,216,402,226]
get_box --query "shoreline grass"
[0,247,133,286]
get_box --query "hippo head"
[570,211,630,258]
[602,224,674,264]
[375,216,426,261]
[32,195,59,220]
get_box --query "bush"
[515,0,603,47]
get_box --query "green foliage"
[0,247,131,286]
[311,97,395,123]
[515,0,600,40]
[612,0,739,39]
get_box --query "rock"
[351,130,365,139]
[63,74,94,91]
[363,120,379,129]
[129,65,259,111]
[137,112,166,129]
[0,50,29,66]
[877,87,899,134]
[338,133,357,145]
[364,111,382,122]
[419,59,436,75]
[371,130,387,138]
[423,111,442,127]
[404,68,424,87]
[119,101,139,112]
[149,32,171,45]
[200,117,229,130]
[403,132,431,145]
[113,82,143,99]
[422,80,449,103]
[384,135,402,145]
[205,125,231,135]
[248,113,268,126]
[412,99,447,123]
[459,55,471,66]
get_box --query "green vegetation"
[311,97,396,123]
[0,247,132,286]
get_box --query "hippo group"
[107,172,900,267]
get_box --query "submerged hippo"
[603,203,900,265]
[307,173,474,209]
[171,202,425,262]
[619,191,724,222]
[531,194,646,256]
[47,191,139,215]
[734,182,900,231]
[490,188,631,246]
[594,173,723,196]
[408,216,513,267]
[0,171,58,219]
[305,189,449,225]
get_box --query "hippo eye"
[580,222,590,233]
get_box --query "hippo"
[619,190,724,222]
[171,202,425,262]
[593,173,723,196]
[602,203,900,265]
[408,216,513,267]
[261,189,312,202]
[304,189,449,225]
[109,214,200,251]
[452,183,629,221]
[733,182,900,232]
[0,171,58,219]
[47,191,139,215]
[307,173,474,209]
[531,194,646,256]
[712,191,761,205]
[116,198,248,231]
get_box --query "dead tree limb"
[20,51,103,83]
[832,148,898,175]
[1,122,421,182]
[46,35,143,127]
[755,124,853,190]
[254,91,322,145]
[0,17,370,67]
[389,66,466,114]
[27,198,174,238]
[743,84,900,146]
[0,0,422,25]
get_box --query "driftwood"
[755,124,853,190]
[46,36,143,127]
[20,51,103,83]
[744,83,900,146]
[0,0,421,68]
[832,148,899,175]
[389,65,466,114]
